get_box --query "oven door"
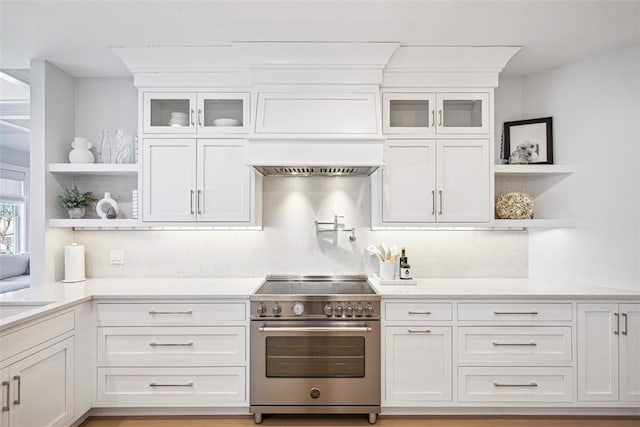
[250,320,380,406]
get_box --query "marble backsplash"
[73,177,527,278]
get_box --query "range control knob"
[256,303,267,317]
[354,304,364,317]
[323,304,333,317]
[292,302,305,316]
[344,304,354,317]
[272,304,282,317]
[334,304,344,317]
[365,304,374,317]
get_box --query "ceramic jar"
[68,137,95,163]
[96,192,119,219]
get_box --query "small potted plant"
[59,186,96,219]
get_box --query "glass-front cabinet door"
[197,93,250,134]
[436,92,489,134]
[143,92,197,134]
[383,93,436,135]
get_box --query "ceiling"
[0,1,638,78]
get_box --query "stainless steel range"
[250,275,381,424]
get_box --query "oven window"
[266,336,365,378]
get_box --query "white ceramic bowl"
[213,118,241,127]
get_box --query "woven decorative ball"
[495,192,534,219]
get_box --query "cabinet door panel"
[197,93,250,134]
[385,326,451,404]
[620,304,640,402]
[10,338,74,427]
[383,93,436,135]
[0,367,7,427]
[143,139,197,222]
[577,303,619,401]
[197,140,251,222]
[436,93,489,134]
[143,92,196,134]
[436,139,490,222]
[382,140,436,223]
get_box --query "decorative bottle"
[96,192,119,219]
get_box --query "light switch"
[110,249,125,265]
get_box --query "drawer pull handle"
[149,382,194,387]
[622,312,628,335]
[492,342,537,346]
[150,342,194,347]
[148,310,193,315]
[408,329,431,334]
[2,381,8,412]
[614,312,620,335]
[493,382,538,387]
[12,376,20,405]
[408,311,431,315]
[493,311,539,315]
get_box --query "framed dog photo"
[504,117,553,164]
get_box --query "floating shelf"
[493,218,576,229]
[494,164,574,176]
[48,163,139,175]
[49,219,141,228]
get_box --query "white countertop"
[369,277,640,298]
[1,276,639,331]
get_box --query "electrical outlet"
[109,249,125,265]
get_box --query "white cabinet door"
[436,93,489,134]
[620,304,640,402]
[143,139,197,222]
[385,326,451,403]
[197,140,251,222]
[10,338,74,427]
[197,93,250,134]
[0,367,8,427]
[382,93,436,135]
[382,140,436,223]
[577,303,619,401]
[436,139,490,222]
[143,92,197,134]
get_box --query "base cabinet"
[578,303,640,402]
[1,337,75,427]
[384,326,452,403]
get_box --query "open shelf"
[49,163,139,176]
[49,219,141,228]
[494,164,574,176]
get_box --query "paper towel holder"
[62,242,87,283]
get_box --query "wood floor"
[80,415,640,427]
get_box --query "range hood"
[247,139,384,177]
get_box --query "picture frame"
[503,117,554,164]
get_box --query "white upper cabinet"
[143,139,253,223]
[383,92,489,136]
[379,139,490,224]
[143,92,250,135]
[382,140,436,222]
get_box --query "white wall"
[30,60,75,284]
[74,78,138,154]
[494,76,524,161]
[74,176,528,278]
[524,44,640,289]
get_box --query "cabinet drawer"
[458,367,572,402]
[96,367,246,406]
[385,302,452,321]
[458,327,572,363]
[97,326,246,365]
[95,302,246,325]
[0,311,74,362]
[457,303,572,322]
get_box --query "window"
[0,166,28,254]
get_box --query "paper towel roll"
[62,243,86,283]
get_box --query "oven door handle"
[258,326,372,332]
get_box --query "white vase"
[96,192,119,219]
[68,137,95,163]
[68,207,86,219]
